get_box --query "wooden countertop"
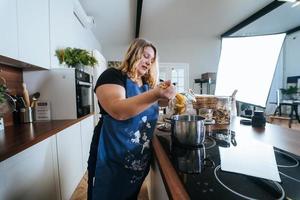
[230,117,300,156]
[0,114,94,162]
[152,116,300,200]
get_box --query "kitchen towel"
[219,139,281,182]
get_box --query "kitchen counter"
[152,116,300,200]
[0,113,94,162]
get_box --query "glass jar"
[198,108,213,121]
[193,95,231,124]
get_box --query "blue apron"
[92,78,159,200]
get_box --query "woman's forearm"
[97,83,176,120]
[108,89,159,120]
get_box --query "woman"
[88,38,176,200]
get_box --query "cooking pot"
[168,115,206,147]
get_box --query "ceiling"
[231,2,300,36]
[79,0,137,46]
[79,0,276,47]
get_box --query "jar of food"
[192,95,231,124]
[198,108,213,121]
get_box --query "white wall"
[102,37,221,93]
[155,38,221,93]
[101,43,129,62]
[265,48,284,115]
[264,32,300,115]
[284,31,300,84]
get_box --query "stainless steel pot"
[169,115,206,146]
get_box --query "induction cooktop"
[157,129,300,200]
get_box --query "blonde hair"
[119,38,158,88]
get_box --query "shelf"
[194,78,216,94]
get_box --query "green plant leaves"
[0,84,7,104]
[55,47,98,68]
[280,86,298,95]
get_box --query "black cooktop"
[157,129,300,200]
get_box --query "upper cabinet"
[17,0,50,69]
[0,0,50,69]
[49,0,75,68]
[0,0,18,59]
[0,0,101,70]
[49,0,102,68]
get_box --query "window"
[159,63,189,93]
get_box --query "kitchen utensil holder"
[20,107,33,123]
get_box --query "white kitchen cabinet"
[80,115,94,173]
[17,0,50,69]
[149,159,169,200]
[49,0,75,68]
[0,0,18,59]
[49,0,102,68]
[0,135,60,200]
[56,122,84,200]
[0,117,95,200]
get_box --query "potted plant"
[55,47,98,68]
[280,86,298,100]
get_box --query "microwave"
[23,68,94,120]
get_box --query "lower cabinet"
[0,135,60,200]
[80,115,94,173]
[56,115,94,200]
[149,158,169,200]
[0,115,95,200]
[56,122,83,200]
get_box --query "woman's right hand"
[155,80,176,100]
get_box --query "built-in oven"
[75,70,93,118]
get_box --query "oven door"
[76,81,93,118]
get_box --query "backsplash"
[0,64,23,126]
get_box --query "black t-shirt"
[94,67,127,115]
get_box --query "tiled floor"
[70,172,149,200]
[71,118,300,200]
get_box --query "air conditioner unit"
[73,0,95,29]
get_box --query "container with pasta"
[192,95,231,124]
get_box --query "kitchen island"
[151,116,300,200]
